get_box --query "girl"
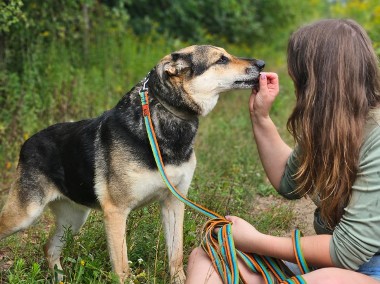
[186,19,380,283]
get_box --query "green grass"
[0,38,298,283]
[0,91,296,283]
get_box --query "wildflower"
[137,271,146,278]
[23,133,29,140]
[137,258,143,265]
[80,260,85,266]
[5,161,11,170]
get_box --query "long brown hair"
[286,19,380,229]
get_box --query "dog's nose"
[255,60,265,70]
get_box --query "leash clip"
[140,71,151,93]
[139,72,151,117]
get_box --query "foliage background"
[0,0,379,283]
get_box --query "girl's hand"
[224,216,264,253]
[249,72,280,123]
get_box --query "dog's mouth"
[232,78,259,89]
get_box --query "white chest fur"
[94,152,197,211]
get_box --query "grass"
[0,92,296,283]
[0,40,298,283]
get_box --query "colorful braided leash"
[139,80,311,283]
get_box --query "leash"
[138,76,311,284]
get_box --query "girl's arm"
[249,73,292,189]
[225,215,334,267]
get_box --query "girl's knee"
[304,268,346,284]
[303,267,378,284]
[186,247,222,284]
[188,247,208,264]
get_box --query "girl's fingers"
[259,73,268,90]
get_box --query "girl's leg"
[303,267,380,284]
[186,248,380,284]
[186,247,222,284]
[186,247,265,284]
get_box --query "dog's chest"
[131,160,195,206]
[95,152,196,210]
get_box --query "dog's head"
[155,45,264,116]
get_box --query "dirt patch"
[0,247,14,271]
[253,195,317,236]
[286,197,317,236]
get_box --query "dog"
[0,45,264,283]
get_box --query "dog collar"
[154,95,197,121]
[139,73,197,121]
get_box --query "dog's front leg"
[103,205,130,283]
[160,195,186,284]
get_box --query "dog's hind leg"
[0,176,47,240]
[0,194,44,239]
[44,198,90,280]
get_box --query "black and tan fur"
[0,45,264,283]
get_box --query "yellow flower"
[23,133,29,141]
[137,271,146,278]
[5,161,12,170]
[80,260,85,266]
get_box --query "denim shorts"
[284,254,380,281]
[357,254,380,281]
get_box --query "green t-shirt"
[278,108,380,270]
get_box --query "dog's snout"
[255,60,265,71]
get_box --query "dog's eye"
[216,55,229,64]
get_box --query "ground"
[253,195,317,236]
[0,187,317,280]
[288,197,317,236]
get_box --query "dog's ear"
[163,53,191,76]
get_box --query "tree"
[125,0,263,44]
[123,0,327,49]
